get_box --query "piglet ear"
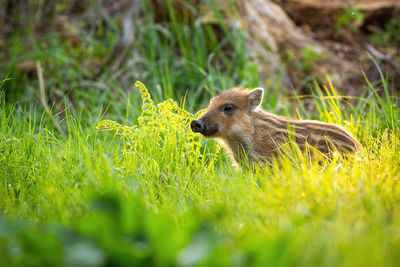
[247,87,264,109]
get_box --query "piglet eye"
[222,104,235,114]
[224,105,233,111]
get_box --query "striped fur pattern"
[192,87,362,165]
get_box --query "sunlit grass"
[1,74,399,265]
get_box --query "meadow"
[1,1,400,266]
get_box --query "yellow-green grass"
[0,78,399,266]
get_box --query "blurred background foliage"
[1,0,398,126]
[0,0,264,126]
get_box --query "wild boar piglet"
[190,87,362,165]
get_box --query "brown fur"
[191,87,363,166]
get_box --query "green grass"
[1,0,259,128]
[1,1,400,266]
[1,74,399,266]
